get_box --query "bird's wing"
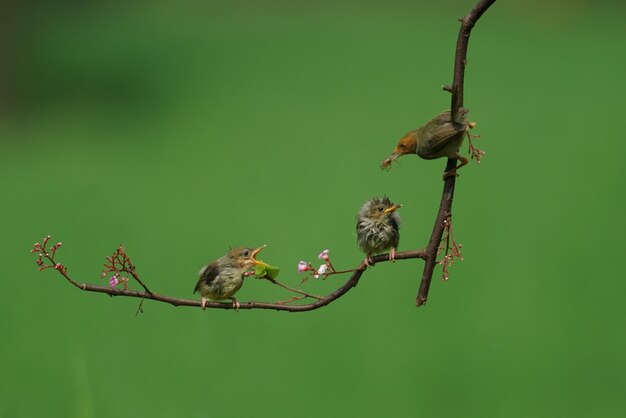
[421,110,467,152]
[193,262,220,294]
[356,216,371,234]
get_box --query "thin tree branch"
[36,247,426,312]
[261,276,324,301]
[416,0,495,307]
[450,0,496,122]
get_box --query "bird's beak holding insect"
[381,131,418,169]
[381,152,399,169]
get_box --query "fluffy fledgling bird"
[381,108,475,177]
[194,245,268,310]
[357,197,402,266]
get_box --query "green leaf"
[254,263,280,279]
[254,264,267,277]
[264,265,280,279]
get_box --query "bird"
[356,197,402,266]
[194,245,268,310]
[381,108,476,178]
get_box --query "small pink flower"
[109,275,119,288]
[297,261,309,273]
[318,249,330,261]
[314,264,328,279]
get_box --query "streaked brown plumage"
[356,197,401,266]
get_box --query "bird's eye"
[399,143,406,149]
[378,206,385,212]
[242,249,250,257]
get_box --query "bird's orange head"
[381,130,418,169]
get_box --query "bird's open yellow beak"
[251,244,270,267]
[384,204,402,213]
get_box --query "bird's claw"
[231,298,240,312]
[201,297,208,310]
[443,170,460,180]
[389,248,396,263]
[364,255,375,267]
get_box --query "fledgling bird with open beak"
[194,245,268,310]
[381,108,476,178]
[356,197,402,266]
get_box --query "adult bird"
[357,197,401,266]
[381,108,476,178]
[194,245,268,310]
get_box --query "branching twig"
[101,245,152,295]
[437,217,463,281]
[261,276,324,301]
[297,249,361,284]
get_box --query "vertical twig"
[416,0,496,307]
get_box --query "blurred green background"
[2,0,625,417]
